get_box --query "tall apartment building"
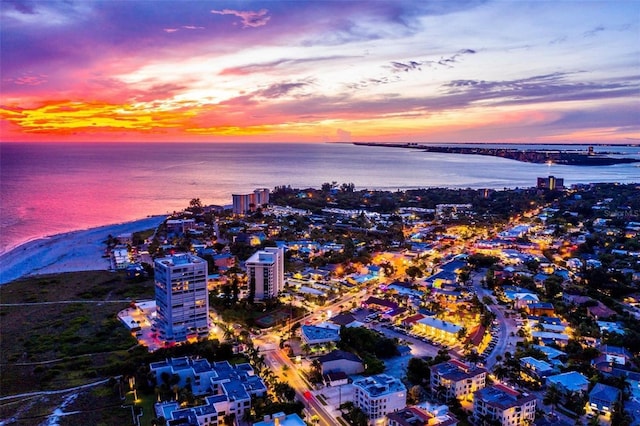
[245,247,284,300]
[430,360,487,401]
[154,253,209,343]
[353,374,406,423]
[473,384,536,426]
[232,188,270,215]
[537,175,564,191]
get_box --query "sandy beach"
[0,215,166,285]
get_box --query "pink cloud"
[5,72,48,86]
[211,8,270,28]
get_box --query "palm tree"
[543,384,562,416]
[301,343,311,356]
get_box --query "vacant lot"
[0,271,154,394]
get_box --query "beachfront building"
[472,384,536,426]
[232,188,270,215]
[245,247,284,301]
[353,374,406,424]
[430,360,487,401]
[154,253,209,343]
[152,358,267,426]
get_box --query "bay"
[1,142,639,255]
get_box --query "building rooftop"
[520,356,553,373]
[533,344,566,359]
[417,317,463,334]
[300,325,340,343]
[475,384,536,410]
[431,360,486,381]
[318,350,362,364]
[253,413,306,426]
[387,405,457,426]
[589,383,621,403]
[157,253,205,266]
[353,374,406,397]
[546,372,589,393]
[330,313,357,326]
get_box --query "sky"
[1,0,639,143]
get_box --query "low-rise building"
[318,350,364,375]
[546,371,590,394]
[588,383,621,414]
[353,374,406,423]
[387,404,458,426]
[519,357,554,379]
[430,360,487,401]
[153,358,267,426]
[253,412,305,426]
[414,317,462,344]
[300,324,340,347]
[473,384,536,426]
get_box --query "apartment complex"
[245,247,284,300]
[353,374,406,423]
[152,357,267,426]
[430,360,487,401]
[154,253,209,343]
[232,188,270,215]
[473,384,536,426]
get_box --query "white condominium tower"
[154,253,209,343]
[245,247,284,301]
[232,188,270,215]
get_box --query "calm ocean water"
[1,142,639,255]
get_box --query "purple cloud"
[211,8,270,28]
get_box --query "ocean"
[1,142,639,255]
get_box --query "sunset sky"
[1,0,639,143]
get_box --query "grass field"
[0,271,155,424]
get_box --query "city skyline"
[1,0,639,143]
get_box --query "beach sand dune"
[0,216,166,285]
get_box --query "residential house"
[520,357,555,379]
[318,350,364,375]
[588,383,621,414]
[546,372,590,394]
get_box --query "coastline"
[0,215,166,285]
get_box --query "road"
[262,346,339,426]
[470,271,520,369]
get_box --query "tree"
[611,400,632,426]
[406,357,430,385]
[189,198,203,214]
[457,326,468,342]
[543,384,562,415]
[407,385,426,404]
[406,266,422,280]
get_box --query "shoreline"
[0,215,167,285]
